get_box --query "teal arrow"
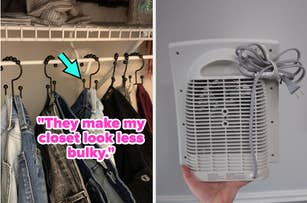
[58,52,81,79]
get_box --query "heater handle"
[190,48,238,76]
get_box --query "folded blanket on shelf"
[26,0,91,25]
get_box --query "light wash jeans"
[72,88,135,203]
[1,95,22,203]
[14,96,48,203]
[89,88,115,164]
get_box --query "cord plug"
[282,76,300,94]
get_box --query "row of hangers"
[1,52,146,98]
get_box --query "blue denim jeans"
[88,88,115,165]
[70,89,135,203]
[13,96,48,203]
[1,95,21,203]
[35,93,91,203]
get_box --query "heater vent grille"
[185,78,268,173]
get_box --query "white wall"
[156,0,307,202]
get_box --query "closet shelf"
[1,25,153,42]
[0,55,153,66]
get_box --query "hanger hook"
[2,56,23,96]
[82,79,86,89]
[18,86,23,98]
[52,81,56,92]
[84,54,100,88]
[110,53,119,87]
[129,52,144,84]
[43,55,56,92]
[122,53,129,86]
[3,84,8,95]
[94,80,98,90]
[46,84,50,96]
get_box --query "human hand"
[181,165,249,203]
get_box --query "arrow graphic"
[58,52,81,79]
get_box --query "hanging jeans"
[13,96,48,203]
[88,88,116,165]
[71,89,135,203]
[1,96,22,203]
[35,93,91,203]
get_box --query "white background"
[156,0,307,202]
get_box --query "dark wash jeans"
[71,88,135,203]
[102,87,153,203]
[35,93,91,203]
[14,96,48,203]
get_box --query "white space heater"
[169,39,281,181]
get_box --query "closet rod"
[0,55,153,66]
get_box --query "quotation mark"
[105,146,116,159]
[37,117,44,124]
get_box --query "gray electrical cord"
[235,43,305,179]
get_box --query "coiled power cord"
[235,43,305,178]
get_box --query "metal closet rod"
[0,55,153,66]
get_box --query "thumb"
[181,165,199,188]
[230,181,250,189]
[181,165,192,178]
